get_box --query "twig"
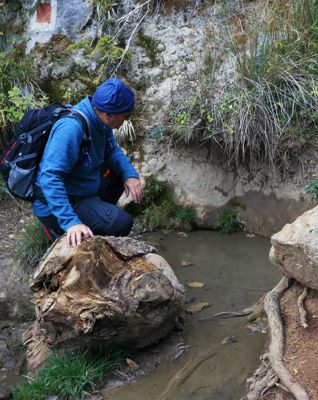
[116,0,152,22]
[264,277,309,400]
[297,286,309,329]
[113,10,149,73]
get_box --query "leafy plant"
[126,178,195,232]
[0,33,48,147]
[219,209,241,234]
[12,347,125,400]
[15,218,49,269]
[304,178,318,199]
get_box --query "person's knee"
[111,210,133,236]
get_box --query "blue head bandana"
[91,78,135,114]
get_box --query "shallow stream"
[105,230,282,400]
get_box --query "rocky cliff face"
[18,0,318,236]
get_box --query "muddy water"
[105,231,282,400]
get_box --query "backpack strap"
[67,110,90,141]
[34,109,92,203]
[63,109,91,153]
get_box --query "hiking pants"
[37,171,133,241]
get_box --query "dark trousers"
[38,171,133,241]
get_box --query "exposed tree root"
[264,276,309,400]
[247,293,266,322]
[297,287,309,329]
[245,353,278,400]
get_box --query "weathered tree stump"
[24,236,185,372]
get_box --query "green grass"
[12,347,125,400]
[15,218,49,269]
[219,209,241,234]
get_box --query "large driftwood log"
[24,236,185,372]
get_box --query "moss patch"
[137,29,163,67]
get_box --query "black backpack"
[0,105,90,201]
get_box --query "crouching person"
[32,78,144,247]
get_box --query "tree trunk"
[23,236,185,373]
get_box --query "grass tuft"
[168,0,318,169]
[12,347,125,400]
[15,218,49,269]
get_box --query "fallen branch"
[297,286,309,329]
[264,276,309,400]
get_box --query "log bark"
[24,235,185,373]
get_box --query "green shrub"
[15,218,49,269]
[0,36,48,147]
[304,178,318,199]
[12,347,125,400]
[219,209,241,234]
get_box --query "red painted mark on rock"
[36,3,52,23]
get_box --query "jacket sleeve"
[39,118,83,231]
[105,130,139,180]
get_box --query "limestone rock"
[25,236,185,372]
[270,205,318,290]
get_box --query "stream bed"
[104,230,282,400]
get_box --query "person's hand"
[124,178,144,203]
[67,224,94,247]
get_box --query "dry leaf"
[186,281,206,288]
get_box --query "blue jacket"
[32,96,139,231]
